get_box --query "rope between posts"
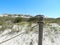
[0,32,25,44]
[0,25,38,44]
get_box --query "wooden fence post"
[38,15,44,45]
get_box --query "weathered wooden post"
[37,15,44,45]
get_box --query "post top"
[35,15,44,22]
[38,15,44,21]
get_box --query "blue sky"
[42,0,60,18]
[0,0,60,18]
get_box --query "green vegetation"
[0,14,60,31]
[0,15,60,25]
[44,18,60,25]
[13,17,23,23]
[28,17,38,23]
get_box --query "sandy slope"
[0,23,60,45]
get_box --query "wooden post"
[38,15,44,45]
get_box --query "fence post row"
[37,15,44,45]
